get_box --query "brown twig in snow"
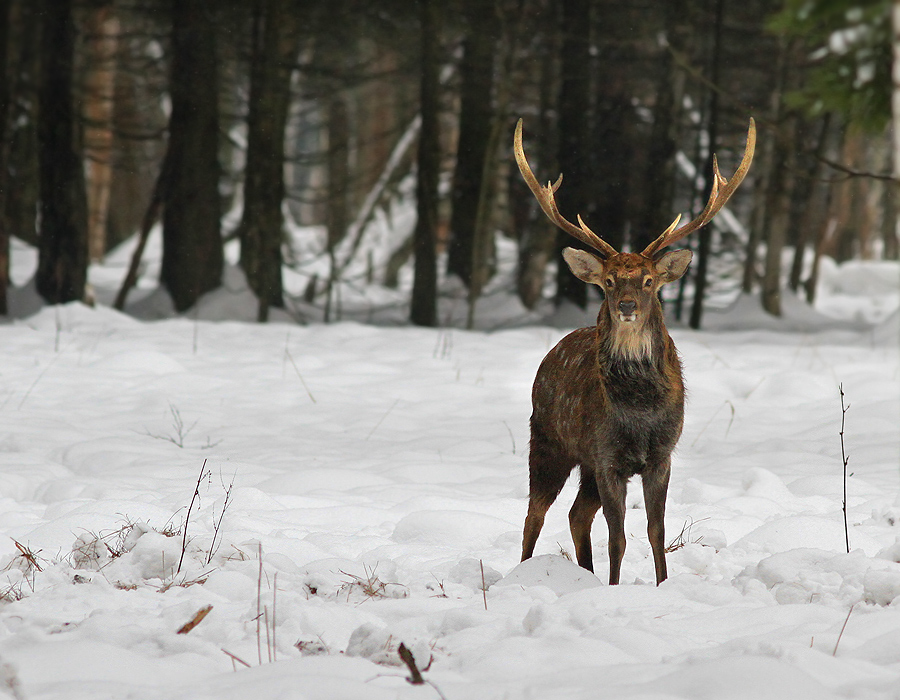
[177,605,212,634]
[480,560,488,611]
[398,643,424,684]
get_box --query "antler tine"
[514,119,618,258]
[642,118,756,258]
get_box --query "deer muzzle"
[618,299,637,322]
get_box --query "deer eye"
[643,278,653,288]
[604,278,614,288]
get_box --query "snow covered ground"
[0,233,898,700]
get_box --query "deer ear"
[655,249,692,283]
[562,247,606,284]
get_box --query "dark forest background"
[0,0,894,327]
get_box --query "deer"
[514,117,755,585]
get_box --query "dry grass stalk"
[339,564,391,601]
[12,540,43,573]
[664,517,709,553]
[257,542,263,665]
[832,604,855,656]
[221,648,252,670]
[480,560,488,611]
[177,604,213,634]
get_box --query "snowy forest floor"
[0,232,898,699]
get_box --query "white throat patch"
[610,320,653,362]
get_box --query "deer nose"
[618,300,636,316]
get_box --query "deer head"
[513,117,756,338]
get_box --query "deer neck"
[596,301,664,364]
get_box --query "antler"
[514,119,618,259]
[641,118,756,258]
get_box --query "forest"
[0,0,895,328]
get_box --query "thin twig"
[819,156,895,182]
[832,604,854,656]
[480,560,488,611]
[206,471,235,564]
[723,401,736,439]
[177,459,208,575]
[264,606,272,664]
[839,384,850,554]
[272,572,277,663]
[257,542,263,665]
[366,399,399,440]
[17,352,64,410]
[221,648,252,668]
[502,421,516,454]
[284,347,317,403]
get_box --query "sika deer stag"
[515,118,755,585]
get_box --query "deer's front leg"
[642,459,671,585]
[569,465,603,572]
[595,468,628,585]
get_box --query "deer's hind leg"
[521,430,575,562]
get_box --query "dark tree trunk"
[554,0,592,308]
[4,1,39,252]
[446,0,496,285]
[35,0,88,305]
[410,0,441,327]
[515,16,559,310]
[742,123,773,295]
[689,0,725,330]
[240,0,298,321]
[323,94,349,323]
[161,0,223,313]
[883,171,899,260]
[789,115,830,292]
[762,42,798,317]
[635,0,689,252]
[0,0,12,314]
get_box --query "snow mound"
[498,555,603,596]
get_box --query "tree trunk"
[323,93,349,323]
[36,0,88,305]
[689,0,725,330]
[761,125,795,316]
[446,0,496,286]
[409,0,441,327]
[515,18,559,310]
[789,115,830,292]
[239,0,298,321]
[83,1,118,262]
[741,123,773,294]
[882,161,898,259]
[761,41,797,317]
[829,132,860,263]
[892,0,900,261]
[635,0,688,253]
[161,0,223,313]
[0,0,12,314]
[4,2,39,250]
[555,0,592,308]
